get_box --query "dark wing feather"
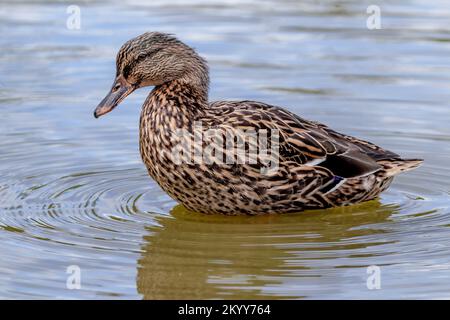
[206,101,398,179]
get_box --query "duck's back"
[141,97,422,214]
[194,100,423,212]
[204,99,404,172]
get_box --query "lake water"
[1,0,450,299]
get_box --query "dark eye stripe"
[122,48,160,79]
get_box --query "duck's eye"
[112,83,121,93]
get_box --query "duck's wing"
[205,101,399,179]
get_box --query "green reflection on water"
[137,201,397,299]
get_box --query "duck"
[94,32,423,215]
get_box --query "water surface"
[1,0,450,299]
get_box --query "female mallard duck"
[94,32,422,215]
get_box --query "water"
[1,0,450,299]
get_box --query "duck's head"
[94,32,208,118]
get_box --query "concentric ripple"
[0,165,176,299]
[0,168,170,246]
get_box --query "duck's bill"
[94,78,135,118]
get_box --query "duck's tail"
[378,158,424,177]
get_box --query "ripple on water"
[1,168,169,242]
[2,159,449,299]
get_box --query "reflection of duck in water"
[136,202,396,299]
[94,32,422,215]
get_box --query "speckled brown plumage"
[95,32,423,215]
